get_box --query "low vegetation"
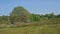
[0,25,60,34]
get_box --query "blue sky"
[0,0,60,16]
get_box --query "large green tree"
[10,6,30,24]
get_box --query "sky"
[0,0,60,16]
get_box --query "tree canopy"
[10,6,30,23]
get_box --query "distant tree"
[56,14,60,18]
[30,14,40,22]
[44,13,55,19]
[0,15,10,24]
[1,15,9,21]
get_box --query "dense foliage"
[10,7,30,23]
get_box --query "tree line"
[0,6,60,25]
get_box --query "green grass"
[0,24,60,34]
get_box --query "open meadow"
[0,24,60,34]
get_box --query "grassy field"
[0,24,60,34]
